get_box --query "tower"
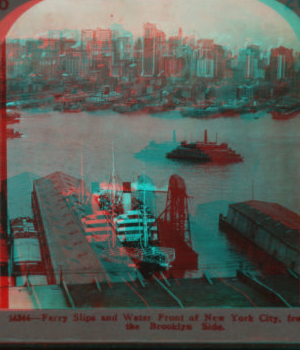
[160,174,192,247]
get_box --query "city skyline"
[7,0,300,51]
[6,25,300,82]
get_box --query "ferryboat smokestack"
[123,182,132,214]
[204,129,208,144]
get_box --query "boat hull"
[166,153,211,162]
[271,108,300,120]
[180,107,221,118]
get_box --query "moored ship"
[271,106,300,120]
[112,99,145,114]
[270,98,300,120]
[180,104,220,118]
[94,180,175,275]
[145,100,177,114]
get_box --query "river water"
[7,108,300,277]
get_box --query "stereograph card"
[0,0,299,346]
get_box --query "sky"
[6,0,300,51]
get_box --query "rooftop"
[33,171,141,285]
[229,200,300,252]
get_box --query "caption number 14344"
[0,0,8,10]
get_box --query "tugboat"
[166,130,243,163]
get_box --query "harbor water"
[7,108,300,277]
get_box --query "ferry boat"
[166,142,211,161]
[193,130,243,162]
[166,130,243,163]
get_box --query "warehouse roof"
[229,201,299,252]
[33,172,110,285]
[33,172,141,285]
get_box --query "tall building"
[133,38,143,77]
[244,45,264,80]
[164,57,184,77]
[95,28,112,56]
[155,29,166,75]
[81,29,94,51]
[178,28,183,40]
[142,23,157,76]
[213,44,225,79]
[195,40,214,78]
[270,46,294,80]
[168,36,181,57]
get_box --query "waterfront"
[7,109,300,277]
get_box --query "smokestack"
[204,130,208,144]
[122,182,131,214]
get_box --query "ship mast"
[81,141,84,204]
[112,141,116,247]
[143,170,148,248]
